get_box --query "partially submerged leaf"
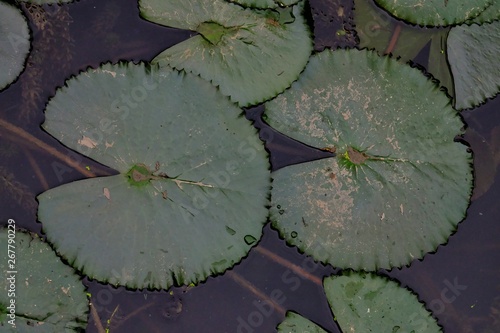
[354,0,454,96]
[374,0,492,26]
[427,31,455,97]
[265,49,472,270]
[139,0,312,107]
[228,0,299,9]
[277,311,328,333]
[0,228,88,332]
[38,63,271,289]
[325,272,441,332]
[448,21,500,110]
[354,0,450,63]
[0,2,30,90]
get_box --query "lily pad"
[0,2,30,90]
[325,272,441,332]
[37,63,271,289]
[265,49,472,270]
[448,21,500,110]
[139,0,312,107]
[0,228,88,332]
[374,0,492,26]
[277,311,328,332]
[228,0,299,9]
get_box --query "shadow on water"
[0,0,499,332]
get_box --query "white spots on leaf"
[385,135,401,151]
[101,69,117,78]
[103,187,111,200]
[78,136,97,149]
[105,141,114,148]
[342,110,351,120]
[400,204,404,215]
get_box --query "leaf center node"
[339,147,369,169]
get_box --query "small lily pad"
[374,0,492,26]
[0,228,88,332]
[37,63,271,289]
[139,0,312,107]
[448,20,500,110]
[265,49,472,271]
[277,311,328,333]
[325,272,441,332]
[0,2,30,90]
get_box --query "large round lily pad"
[37,63,271,289]
[277,311,327,332]
[0,2,30,90]
[139,0,312,107]
[374,0,492,26]
[325,272,441,332]
[448,21,500,110]
[265,49,472,271]
[0,228,88,332]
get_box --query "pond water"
[0,0,499,332]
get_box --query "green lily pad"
[228,0,299,8]
[0,2,30,90]
[277,311,328,333]
[265,49,472,271]
[37,63,271,289]
[448,21,500,110]
[139,0,312,107]
[325,272,441,332]
[374,0,492,26]
[0,228,88,332]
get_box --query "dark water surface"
[0,0,499,332]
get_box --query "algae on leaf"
[374,0,492,26]
[139,0,312,107]
[37,63,271,289]
[0,1,30,90]
[448,20,500,110]
[265,49,472,271]
[325,272,441,333]
[0,228,88,332]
